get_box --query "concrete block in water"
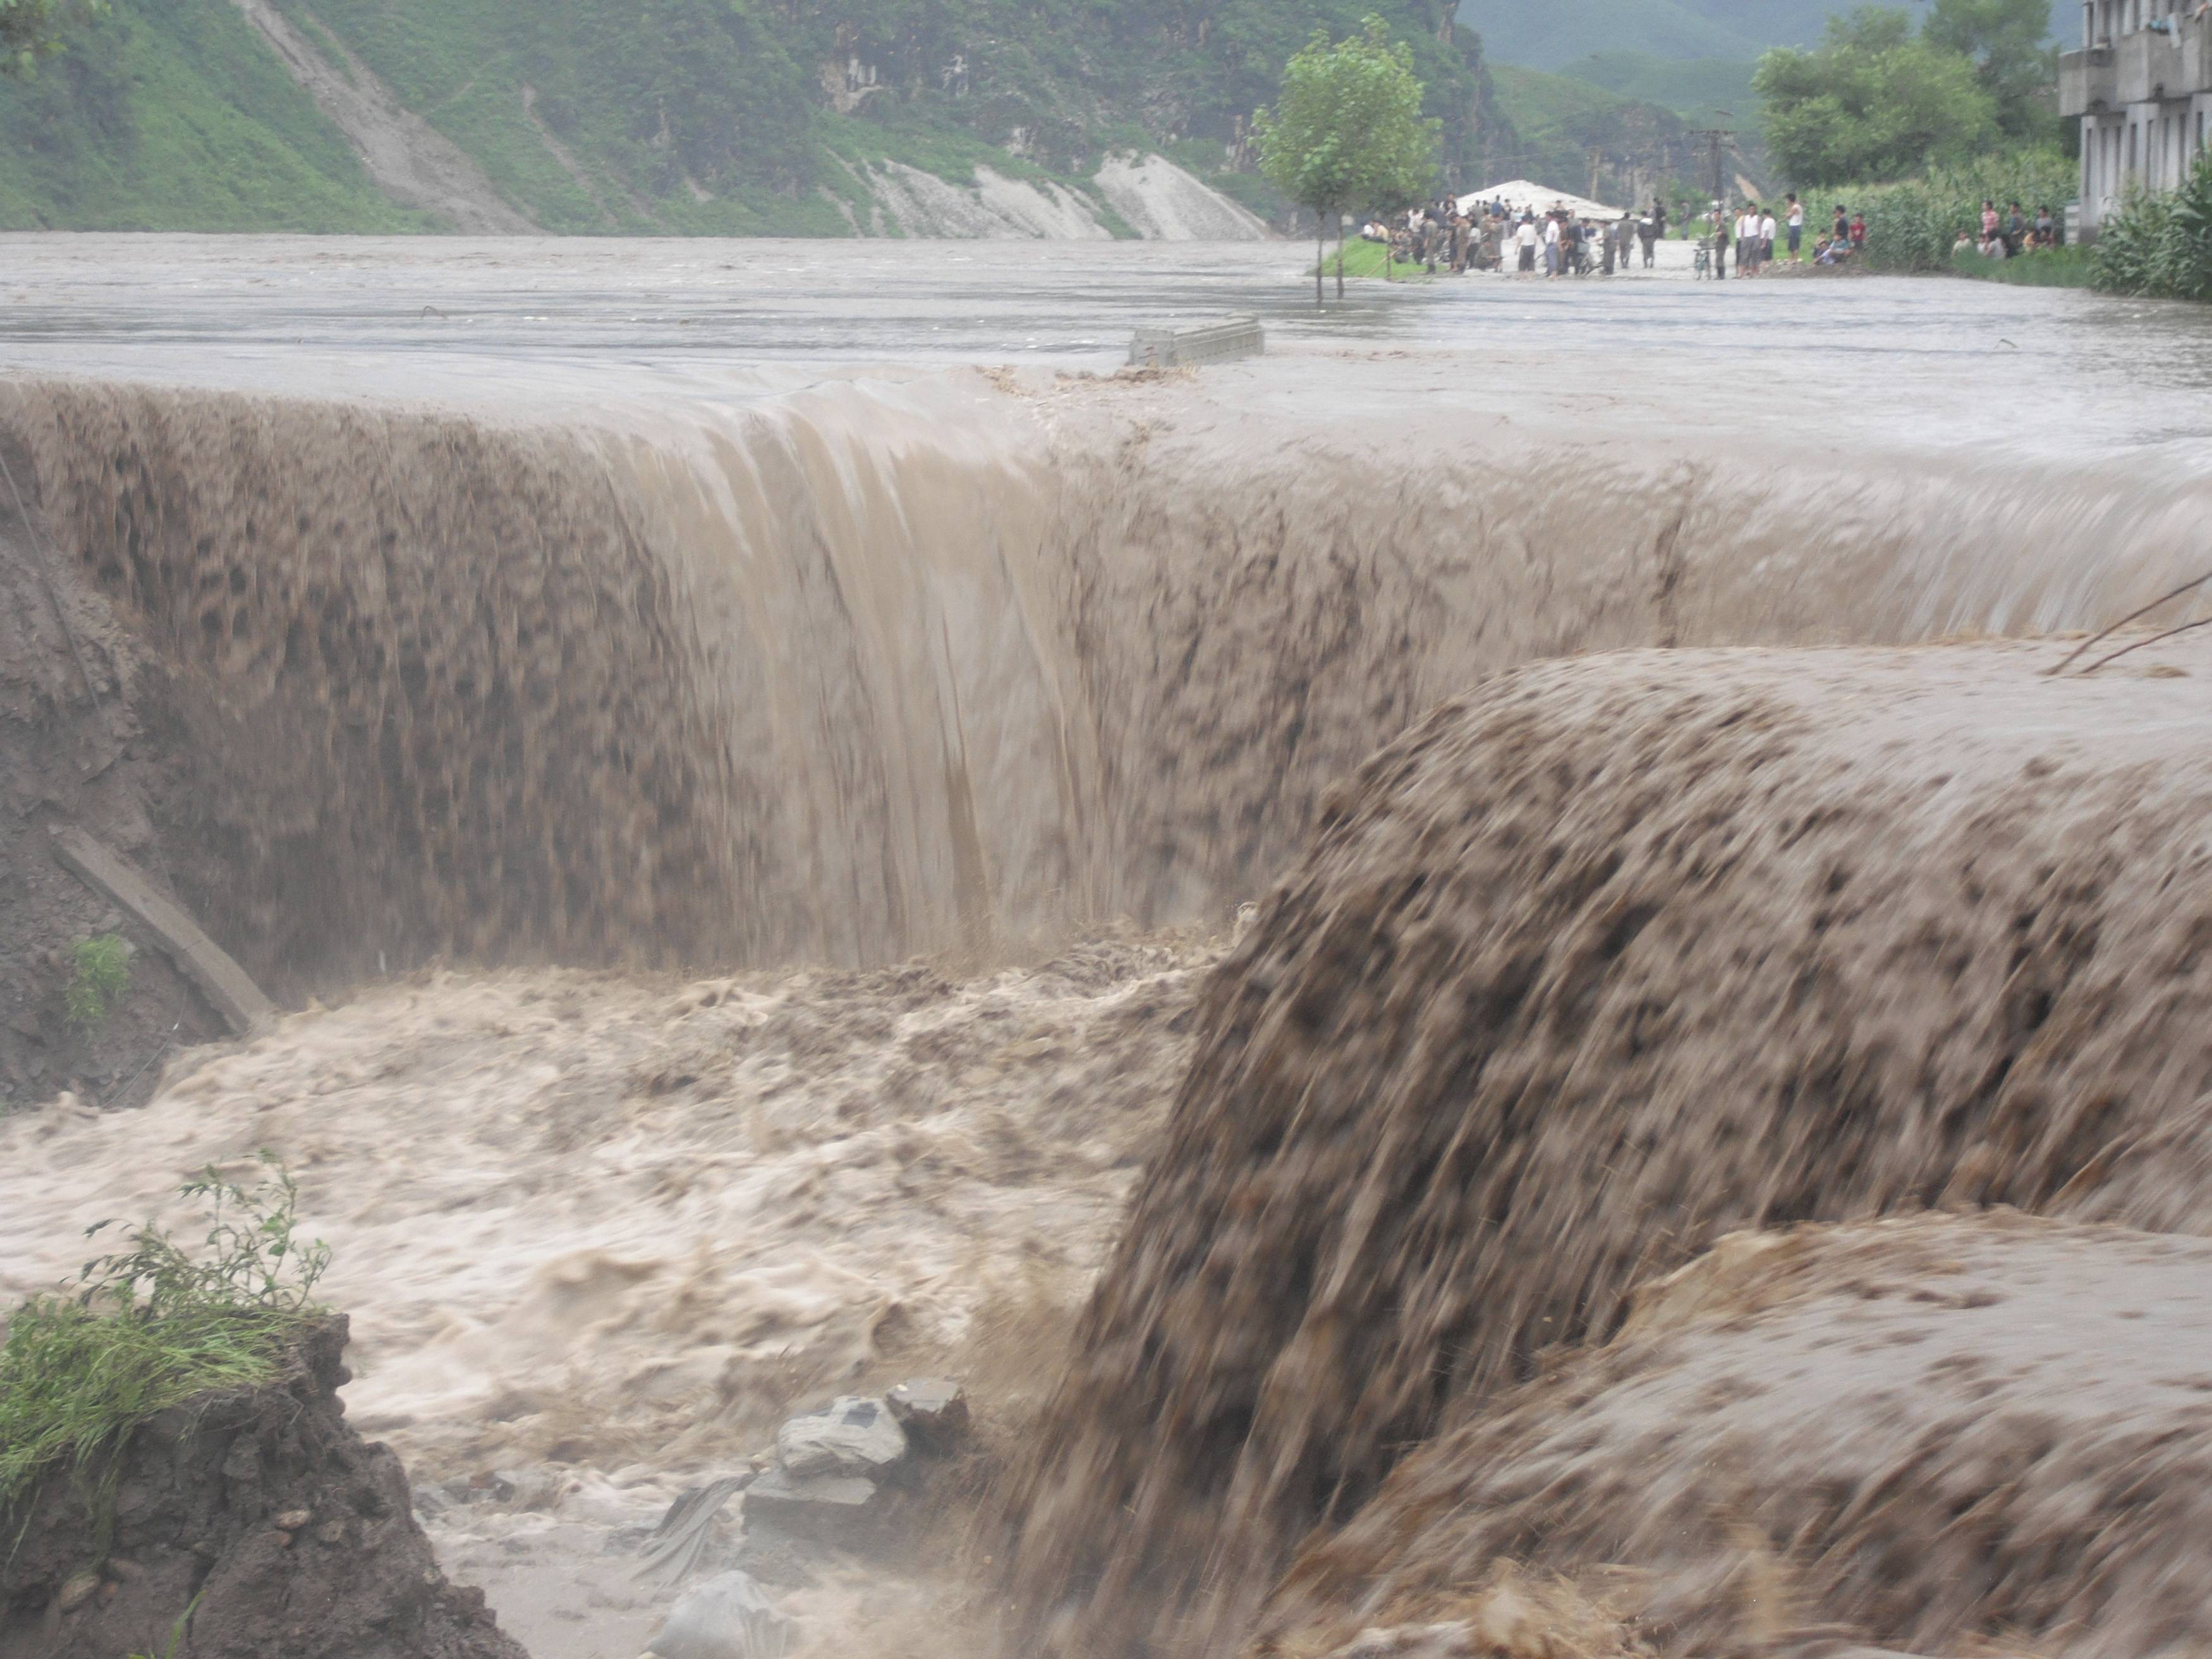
[649,1569,796,1659]
[774,1395,906,1479]
[741,1469,882,1542]
[49,825,275,1035]
[1127,316,1264,369]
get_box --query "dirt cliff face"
[1002,639,2212,1658]
[0,1315,525,1659]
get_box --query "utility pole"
[1687,119,1733,278]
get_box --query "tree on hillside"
[0,0,99,76]
[1923,0,2058,140]
[1254,14,1440,307]
[1753,8,1998,187]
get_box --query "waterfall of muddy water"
[8,360,2212,990]
[1004,638,2212,1658]
[8,241,2212,1659]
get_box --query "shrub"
[0,1157,331,1528]
[2094,151,2212,302]
[63,932,129,1033]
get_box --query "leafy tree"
[1,0,102,77]
[1924,0,2058,139]
[1754,8,1998,188]
[1254,13,1440,307]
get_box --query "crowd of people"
[1954,200,2063,259]
[1698,194,1864,277]
[1360,197,1671,278]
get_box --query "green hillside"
[0,0,423,231]
[0,0,1496,233]
[1458,0,2070,70]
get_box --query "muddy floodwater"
[5,238,2212,1659]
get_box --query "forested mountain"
[1457,0,2071,69]
[0,0,1497,233]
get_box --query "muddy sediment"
[1005,638,2212,1657]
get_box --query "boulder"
[774,1395,906,1480]
[741,1469,881,1543]
[648,1569,796,1659]
[884,1378,969,1454]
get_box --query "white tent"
[1455,179,1629,221]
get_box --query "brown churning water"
[6,368,2210,995]
[999,640,2212,1657]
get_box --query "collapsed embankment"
[0,1315,524,1659]
[4,370,2210,1006]
[1000,638,2212,1658]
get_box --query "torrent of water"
[7,368,2211,995]
[9,254,2212,1659]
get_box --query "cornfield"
[2092,150,2212,301]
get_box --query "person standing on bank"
[1786,193,1804,263]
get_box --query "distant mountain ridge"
[1458,0,2071,70]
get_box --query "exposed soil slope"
[0,434,226,1109]
[1004,638,2212,1657]
[0,1316,524,1659]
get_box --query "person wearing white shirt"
[1785,193,1805,262]
[1514,216,1538,274]
[1759,208,1778,267]
[1542,214,1561,277]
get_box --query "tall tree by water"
[1254,13,1440,307]
[1923,0,2060,140]
[1754,7,1999,187]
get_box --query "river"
[4,236,2212,1659]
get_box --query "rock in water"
[884,1378,969,1454]
[649,1569,796,1659]
[741,1470,882,1543]
[774,1395,906,1479]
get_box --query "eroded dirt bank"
[0,1316,525,1659]
[1005,637,2212,1658]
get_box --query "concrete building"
[2063,0,2212,235]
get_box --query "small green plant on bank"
[0,1157,330,1531]
[64,933,130,1034]
[2094,152,2212,303]
[126,1591,201,1659]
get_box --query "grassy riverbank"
[1950,245,2095,287]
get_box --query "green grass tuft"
[0,1157,331,1533]
[1950,244,2094,287]
[63,933,130,1034]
